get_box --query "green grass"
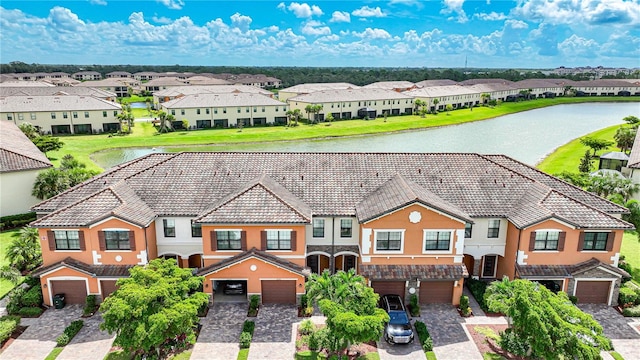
[44,97,638,172]
[169,349,192,359]
[294,351,379,360]
[610,351,625,360]
[44,347,64,360]
[237,348,249,360]
[103,350,134,360]
[118,96,152,104]
[621,232,640,284]
[0,229,21,298]
[536,124,621,174]
[130,108,155,119]
[482,354,505,360]
[426,351,437,360]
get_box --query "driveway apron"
[377,327,426,360]
[578,304,640,360]
[248,304,298,360]
[420,304,482,360]
[0,305,83,360]
[191,303,247,360]
[56,314,114,360]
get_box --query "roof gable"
[0,121,52,173]
[197,247,308,276]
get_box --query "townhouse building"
[159,93,288,128]
[152,85,274,108]
[405,85,480,111]
[514,79,564,98]
[0,121,52,216]
[105,71,133,79]
[0,86,117,101]
[363,81,418,92]
[287,88,415,120]
[278,83,360,102]
[72,71,102,81]
[30,152,630,307]
[1,95,122,134]
[74,78,140,97]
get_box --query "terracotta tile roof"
[627,130,640,169]
[0,121,52,173]
[356,174,472,223]
[195,174,312,224]
[31,181,156,228]
[197,247,308,276]
[516,257,630,278]
[0,95,122,112]
[32,257,133,277]
[540,191,631,229]
[360,264,468,280]
[32,152,631,230]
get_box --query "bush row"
[466,278,488,311]
[414,321,433,352]
[56,320,84,347]
[622,305,640,317]
[0,213,36,231]
[240,320,255,349]
[0,315,20,344]
[618,283,640,308]
[6,284,43,316]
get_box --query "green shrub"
[6,287,26,315]
[83,295,97,316]
[466,278,488,311]
[239,331,252,349]
[249,295,260,310]
[299,319,315,335]
[619,287,638,307]
[57,320,84,346]
[242,320,255,334]
[300,294,308,308]
[622,305,640,317]
[0,212,36,230]
[415,321,433,352]
[422,337,433,352]
[24,276,40,288]
[409,294,420,316]
[18,307,43,317]
[568,295,578,304]
[296,335,310,349]
[21,286,43,307]
[499,329,530,357]
[0,316,20,343]
[308,330,321,351]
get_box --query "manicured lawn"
[482,354,505,360]
[622,231,640,283]
[0,229,21,298]
[169,349,192,359]
[295,351,380,360]
[103,350,134,360]
[237,348,249,360]
[536,124,621,174]
[46,97,638,172]
[130,107,154,119]
[426,351,437,360]
[118,96,152,104]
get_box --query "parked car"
[379,294,414,344]
[536,280,561,293]
[223,281,245,295]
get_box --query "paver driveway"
[191,303,247,360]
[420,304,482,360]
[248,304,298,360]
[56,313,114,360]
[0,305,82,360]
[579,304,640,360]
[377,325,425,360]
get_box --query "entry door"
[307,255,319,274]
[344,255,356,271]
[482,255,497,278]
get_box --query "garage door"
[371,281,405,297]
[50,280,88,304]
[261,280,296,304]
[100,280,119,300]
[419,281,454,304]
[575,281,611,304]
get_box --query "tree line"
[4,61,637,87]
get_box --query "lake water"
[92,103,640,169]
[128,102,148,109]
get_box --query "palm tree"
[432,98,439,111]
[6,227,42,272]
[312,104,323,122]
[0,266,21,284]
[157,111,174,133]
[291,109,302,126]
[304,104,313,123]
[481,93,491,104]
[32,168,69,200]
[286,110,294,127]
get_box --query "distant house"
[599,152,629,172]
[72,71,102,81]
[624,131,640,201]
[0,121,53,216]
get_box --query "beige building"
[72,71,102,81]
[0,86,117,101]
[160,93,288,128]
[153,85,274,109]
[75,78,140,97]
[1,95,122,134]
[287,88,414,120]
[514,79,564,98]
[278,82,360,102]
[405,85,481,111]
[0,120,52,216]
[363,81,417,92]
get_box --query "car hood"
[386,323,413,336]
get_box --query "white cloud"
[352,6,386,18]
[441,0,468,23]
[287,2,323,18]
[230,13,252,32]
[277,2,286,11]
[515,0,640,26]
[267,25,279,32]
[156,0,184,10]
[48,6,85,32]
[330,11,350,23]
[352,27,391,40]
[152,16,173,24]
[473,12,506,21]
[89,0,107,5]
[301,20,331,35]
[558,34,599,57]
[505,19,528,29]
[318,34,339,41]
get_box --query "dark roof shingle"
[0,121,52,173]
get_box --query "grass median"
[46,97,639,172]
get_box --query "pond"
[92,103,640,169]
[128,102,148,109]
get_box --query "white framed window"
[534,231,560,250]
[54,230,80,250]
[216,230,242,250]
[312,219,324,238]
[487,219,500,238]
[266,230,291,250]
[340,219,352,238]
[374,230,404,253]
[423,230,453,253]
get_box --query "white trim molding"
[372,229,406,254]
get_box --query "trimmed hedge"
[622,305,640,317]
[0,213,36,230]
[239,320,255,349]
[56,320,84,347]
[0,315,20,344]
[415,321,433,352]
[17,307,43,317]
[466,278,488,311]
[619,287,638,307]
[21,286,43,307]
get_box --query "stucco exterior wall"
[161,103,289,127]
[39,267,98,306]
[0,169,43,216]
[305,216,359,246]
[3,110,120,134]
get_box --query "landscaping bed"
[0,325,27,351]
[465,324,526,360]
[295,322,378,360]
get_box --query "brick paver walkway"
[248,304,298,360]
[191,303,247,360]
[420,304,482,360]
[56,314,114,360]
[0,305,83,360]
[579,304,640,360]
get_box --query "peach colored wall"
[452,278,464,305]
[39,267,98,306]
[202,257,305,295]
[497,222,521,279]
[363,204,465,265]
[39,218,148,267]
[146,222,158,260]
[521,220,623,265]
[202,225,307,267]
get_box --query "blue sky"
[1,0,639,68]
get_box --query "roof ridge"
[543,189,633,229]
[254,177,311,221]
[0,147,52,168]
[32,186,123,226]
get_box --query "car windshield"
[388,311,409,324]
